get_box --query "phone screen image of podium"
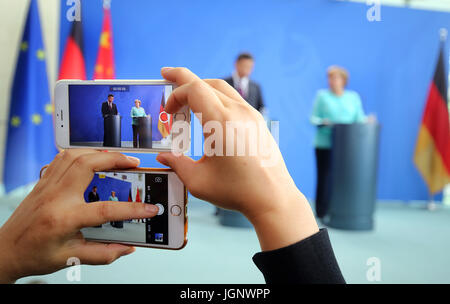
[68,84,174,150]
[81,172,169,245]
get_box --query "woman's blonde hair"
[134,99,141,105]
[327,65,349,86]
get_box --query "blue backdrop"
[68,84,165,142]
[84,174,131,202]
[59,0,450,201]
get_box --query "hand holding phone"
[156,67,319,252]
[0,150,159,283]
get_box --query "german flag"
[414,42,450,194]
[58,10,86,80]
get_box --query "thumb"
[156,152,197,184]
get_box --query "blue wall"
[60,0,450,200]
[68,84,165,142]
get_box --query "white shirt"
[232,71,249,98]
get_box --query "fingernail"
[145,204,159,213]
[156,154,169,166]
[126,156,140,164]
[161,67,174,73]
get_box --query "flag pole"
[440,28,448,42]
[440,28,450,210]
[427,193,436,211]
[427,28,449,211]
[103,0,111,9]
[425,29,447,211]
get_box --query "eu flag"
[3,0,57,192]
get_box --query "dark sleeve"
[252,229,345,284]
[223,77,233,87]
[256,84,264,112]
[101,103,106,117]
[114,104,118,115]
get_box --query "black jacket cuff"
[252,228,345,284]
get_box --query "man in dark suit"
[101,94,119,147]
[88,186,100,203]
[101,94,118,117]
[224,53,264,112]
[87,186,102,228]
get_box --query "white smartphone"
[54,79,190,153]
[81,168,188,250]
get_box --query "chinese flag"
[414,42,450,194]
[93,6,114,79]
[158,90,172,138]
[135,187,142,202]
[58,17,86,79]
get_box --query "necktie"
[237,81,245,98]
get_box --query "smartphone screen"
[81,171,170,245]
[68,84,174,150]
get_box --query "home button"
[170,205,182,216]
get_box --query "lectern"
[324,123,380,231]
[218,209,252,228]
[103,115,121,147]
[137,116,152,148]
[111,221,123,229]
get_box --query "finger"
[156,152,197,188]
[42,149,100,184]
[74,242,135,265]
[165,81,224,122]
[161,66,201,86]
[76,201,159,228]
[204,79,246,102]
[58,152,140,193]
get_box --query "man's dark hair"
[108,94,114,98]
[236,52,254,62]
[93,186,97,189]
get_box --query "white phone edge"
[54,79,191,154]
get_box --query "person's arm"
[252,229,345,284]
[0,150,159,283]
[310,92,325,126]
[354,92,367,123]
[101,103,106,117]
[131,107,136,118]
[157,67,344,284]
[256,84,264,113]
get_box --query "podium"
[137,116,152,148]
[103,115,121,147]
[218,209,252,228]
[324,123,380,231]
[111,221,123,229]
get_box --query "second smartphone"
[54,79,191,153]
[82,168,188,250]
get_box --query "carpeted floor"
[0,192,449,284]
